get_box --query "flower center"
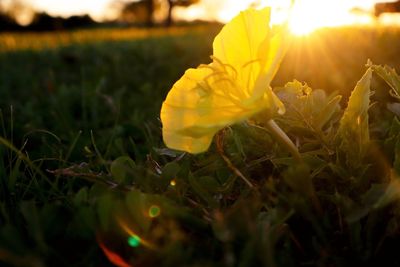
[197,56,266,110]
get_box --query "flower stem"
[216,131,254,189]
[265,119,302,163]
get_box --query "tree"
[119,0,155,26]
[374,1,400,17]
[117,0,199,27]
[2,0,35,26]
[165,0,199,26]
[0,0,24,31]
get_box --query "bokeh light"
[118,218,157,250]
[148,205,161,218]
[128,235,141,248]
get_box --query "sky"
[2,0,400,30]
[2,0,387,19]
[30,0,115,19]
[175,0,379,20]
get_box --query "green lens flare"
[148,205,161,218]
[128,235,141,247]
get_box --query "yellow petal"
[160,67,226,153]
[161,65,270,153]
[213,7,271,73]
[213,7,288,103]
[213,7,275,95]
[162,127,216,154]
[161,67,210,132]
[252,24,290,101]
[161,7,289,154]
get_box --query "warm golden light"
[287,0,375,35]
[174,0,392,36]
[287,0,348,35]
[9,0,400,31]
[378,13,400,26]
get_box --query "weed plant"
[0,25,400,266]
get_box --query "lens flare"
[117,218,157,250]
[148,205,161,218]
[128,235,141,248]
[97,237,131,267]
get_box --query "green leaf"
[110,156,136,183]
[0,224,26,254]
[69,206,96,238]
[314,94,342,130]
[387,103,400,117]
[7,157,22,191]
[338,68,372,168]
[73,187,88,205]
[188,173,219,208]
[160,162,181,188]
[384,117,400,174]
[125,190,151,233]
[388,117,400,137]
[362,183,387,207]
[276,81,342,141]
[96,193,114,230]
[283,163,314,197]
[370,64,400,99]
[373,178,400,209]
[197,176,222,193]
[394,138,400,175]
[20,201,47,253]
[153,147,183,158]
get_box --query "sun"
[288,1,322,35]
[287,0,359,36]
[174,0,376,36]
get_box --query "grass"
[0,25,218,159]
[0,24,400,266]
[0,26,217,267]
[0,25,218,52]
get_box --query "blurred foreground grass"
[1,25,399,160]
[0,25,218,161]
[0,25,400,267]
[0,25,217,52]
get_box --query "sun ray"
[174,0,386,36]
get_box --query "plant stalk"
[265,119,302,163]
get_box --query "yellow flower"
[160,7,289,153]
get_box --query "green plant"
[1,25,400,267]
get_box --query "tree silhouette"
[119,0,155,26]
[0,0,22,31]
[1,0,35,25]
[165,0,200,26]
[374,1,400,17]
[118,0,199,26]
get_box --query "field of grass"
[0,24,400,267]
